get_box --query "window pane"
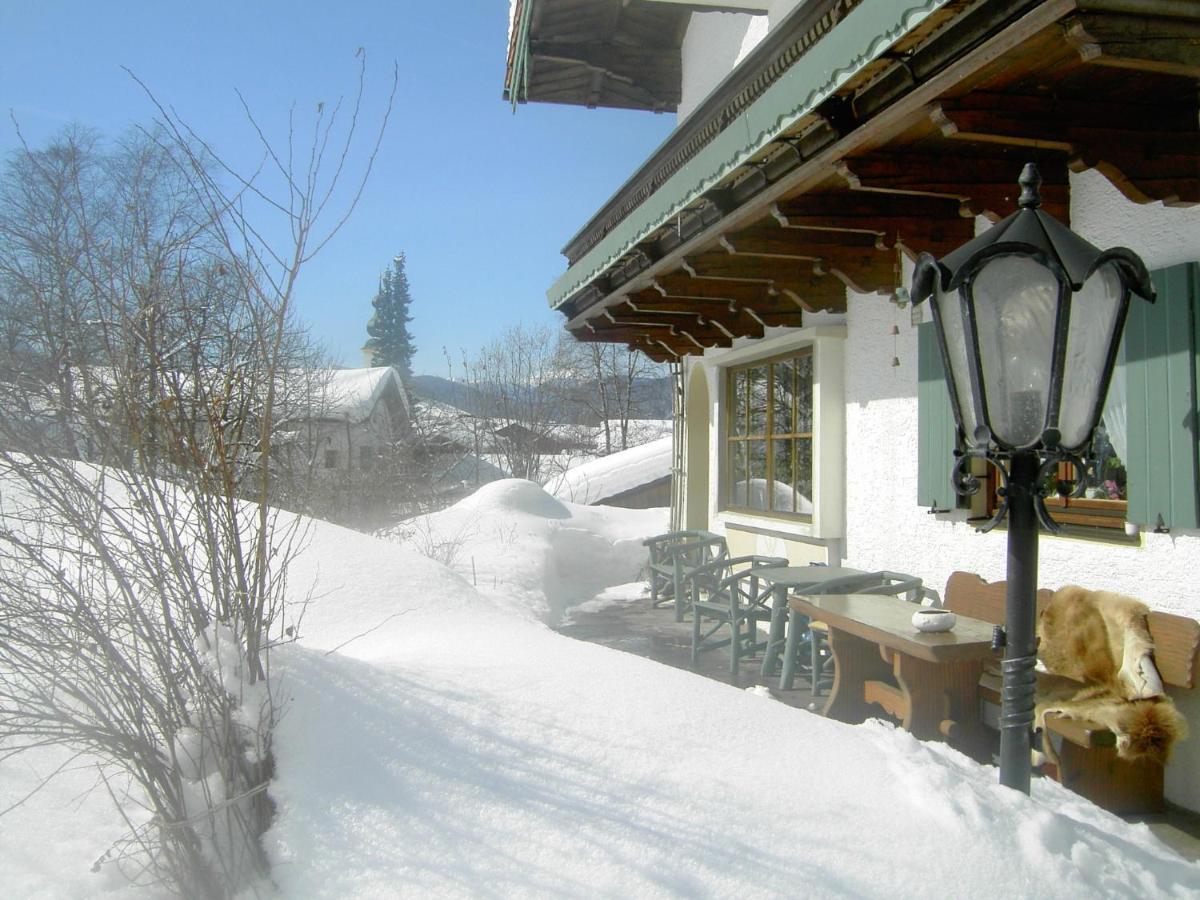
[732,369,747,435]
[795,438,813,515]
[772,438,795,512]
[749,366,768,435]
[731,441,748,507]
[748,440,768,511]
[773,359,794,434]
[795,352,813,434]
[1085,419,1126,501]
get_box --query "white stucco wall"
[676,0,829,121]
[678,12,758,121]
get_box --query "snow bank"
[544,436,672,505]
[6,471,1200,898]
[383,478,667,624]
[267,634,1199,899]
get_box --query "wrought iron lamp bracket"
[950,443,1091,535]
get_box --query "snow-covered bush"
[0,59,392,898]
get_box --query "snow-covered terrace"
[4,473,1199,896]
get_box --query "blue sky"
[0,1,674,375]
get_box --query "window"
[725,349,813,519]
[323,449,338,469]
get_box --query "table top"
[753,565,868,588]
[787,593,999,663]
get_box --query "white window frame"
[710,325,845,540]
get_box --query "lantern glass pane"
[933,283,979,445]
[1059,261,1124,450]
[972,255,1059,448]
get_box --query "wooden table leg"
[890,651,985,745]
[822,627,895,724]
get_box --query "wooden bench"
[944,572,1200,814]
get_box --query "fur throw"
[1035,586,1187,767]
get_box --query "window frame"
[723,346,815,522]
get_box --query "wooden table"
[787,593,998,744]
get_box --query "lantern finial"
[1018,163,1042,210]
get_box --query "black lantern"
[911,163,1154,793]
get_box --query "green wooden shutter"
[1125,262,1200,530]
[917,321,958,510]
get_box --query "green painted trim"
[916,321,958,509]
[547,0,951,309]
[505,0,534,111]
[1125,262,1200,529]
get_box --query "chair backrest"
[943,571,1199,690]
[673,535,728,573]
[692,554,787,605]
[803,570,923,601]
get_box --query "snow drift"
[4,471,1199,898]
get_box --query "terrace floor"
[556,594,1200,863]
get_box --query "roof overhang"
[524,0,1200,363]
[505,0,696,112]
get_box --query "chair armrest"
[857,571,924,600]
[643,530,705,551]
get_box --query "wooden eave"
[505,0,691,112]
[549,0,1200,362]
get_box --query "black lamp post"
[910,163,1155,793]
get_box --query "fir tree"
[364,252,415,379]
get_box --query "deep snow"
[544,436,672,506]
[3,476,1199,898]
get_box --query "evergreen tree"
[364,252,415,379]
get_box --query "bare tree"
[556,340,667,454]
[0,58,394,898]
[459,322,566,482]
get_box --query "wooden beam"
[1064,13,1200,79]
[631,286,805,328]
[706,228,901,295]
[629,339,677,363]
[722,224,884,255]
[635,284,807,320]
[615,298,767,340]
[837,151,1072,224]
[649,275,779,305]
[530,40,683,89]
[577,319,734,350]
[934,95,1200,206]
[771,193,976,261]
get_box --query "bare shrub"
[0,57,394,897]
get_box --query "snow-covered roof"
[545,436,672,505]
[325,368,402,419]
[307,367,408,424]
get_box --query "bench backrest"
[944,571,1200,689]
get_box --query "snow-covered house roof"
[316,367,409,424]
[545,436,671,506]
[286,367,412,427]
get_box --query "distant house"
[545,436,672,509]
[277,367,411,478]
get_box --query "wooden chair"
[690,554,788,679]
[944,571,1199,814]
[783,571,926,694]
[643,530,727,622]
